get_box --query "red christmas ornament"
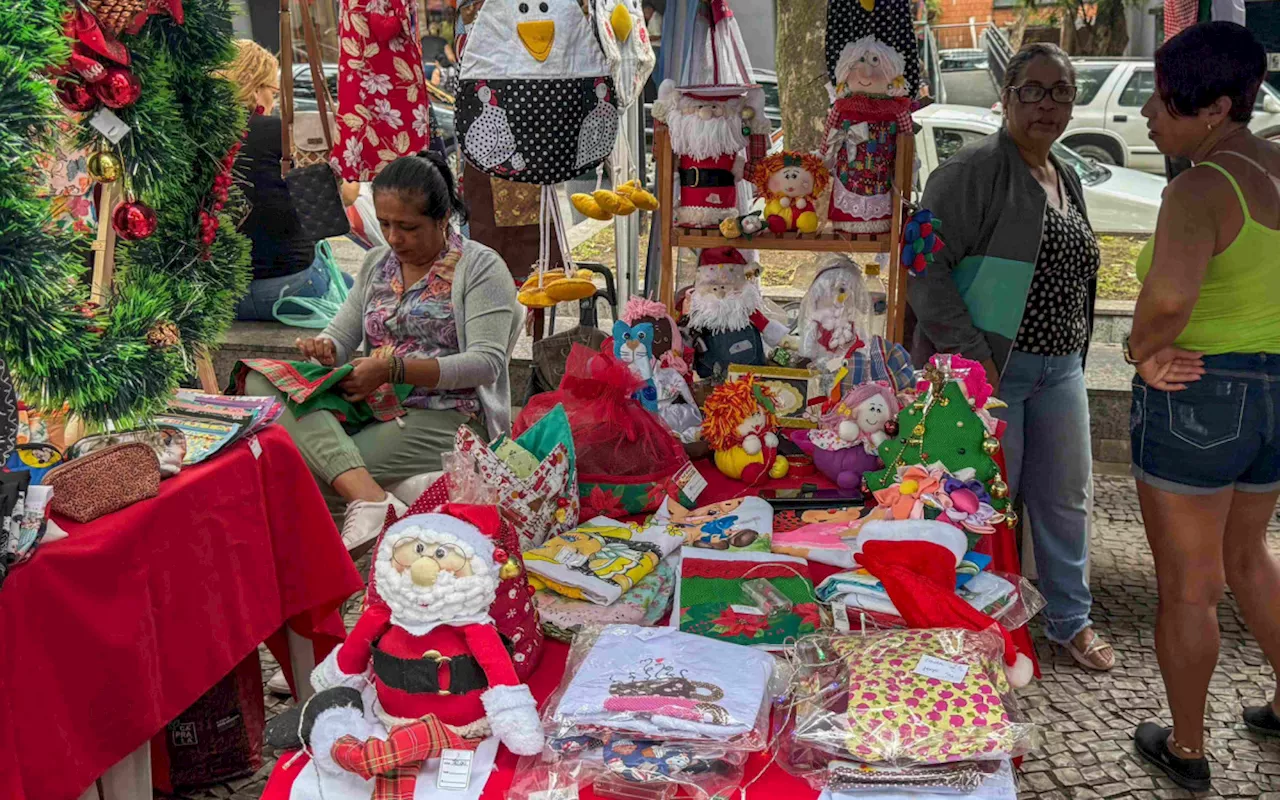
[56,80,97,112]
[112,199,158,240]
[492,547,509,563]
[91,67,142,109]
[883,419,899,437]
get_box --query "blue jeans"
[994,350,1094,643]
[234,255,354,322]
[1132,353,1280,494]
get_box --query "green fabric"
[678,576,820,646]
[493,438,539,480]
[952,255,1036,341]
[516,403,576,465]
[236,359,414,434]
[1135,162,1280,355]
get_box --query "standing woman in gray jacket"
[906,43,1112,671]
[242,151,522,550]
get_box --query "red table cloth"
[262,457,1036,800]
[0,425,363,800]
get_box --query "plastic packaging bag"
[516,346,692,515]
[823,571,1046,633]
[797,255,874,370]
[778,629,1037,774]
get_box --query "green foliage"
[0,0,251,425]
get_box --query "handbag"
[65,425,187,478]
[279,0,349,242]
[44,442,160,523]
[271,240,350,329]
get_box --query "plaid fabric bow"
[330,716,479,800]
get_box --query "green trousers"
[242,372,480,516]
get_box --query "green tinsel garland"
[0,0,251,426]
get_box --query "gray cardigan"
[906,128,1096,377]
[319,240,523,438]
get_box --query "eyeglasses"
[1011,84,1078,104]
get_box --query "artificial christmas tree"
[0,0,251,425]
[863,357,1012,526]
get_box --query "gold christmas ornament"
[982,436,1001,455]
[499,558,522,581]
[145,320,181,348]
[87,150,123,183]
[989,477,1009,500]
[1005,509,1019,528]
[912,424,926,437]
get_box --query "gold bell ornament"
[493,546,522,581]
[87,150,123,183]
[989,476,1009,500]
[982,436,1001,455]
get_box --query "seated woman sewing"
[240,151,522,550]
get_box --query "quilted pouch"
[45,442,160,523]
[453,403,579,551]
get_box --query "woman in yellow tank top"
[1125,23,1280,792]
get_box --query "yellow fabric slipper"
[571,193,613,221]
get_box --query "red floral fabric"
[334,0,431,181]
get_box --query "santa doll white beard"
[667,107,747,160]
[690,280,762,334]
[375,559,498,631]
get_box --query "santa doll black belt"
[679,168,735,188]
[372,645,489,696]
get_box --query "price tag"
[729,604,764,616]
[667,462,708,505]
[914,654,970,684]
[435,748,474,791]
[830,601,850,633]
[89,108,131,144]
[248,435,262,459]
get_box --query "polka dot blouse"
[1013,188,1100,356]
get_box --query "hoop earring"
[1207,123,1214,132]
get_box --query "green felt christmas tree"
[864,368,1011,518]
[0,0,250,426]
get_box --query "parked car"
[914,104,1165,235]
[939,48,988,72]
[1062,59,1280,172]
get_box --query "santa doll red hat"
[653,81,769,229]
[689,247,789,345]
[854,519,1036,689]
[290,503,543,797]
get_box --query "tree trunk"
[776,0,830,154]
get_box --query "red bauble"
[56,80,98,112]
[112,200,158,240]
[883,419,899,437]
[91,67,142,109]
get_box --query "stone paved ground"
[175,476,1280,800]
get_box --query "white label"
[1269,53,1280,71]
[529,788,579,800]
[831,601,850,633]
[435,748,474,791]
[248,435,262,459]
[730,604,764,616]
[914,654,970,684]
[89,109,131,144]
[674,462,707,503]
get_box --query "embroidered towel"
[523,516,683,605]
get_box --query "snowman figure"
[466,82,520,172]
[576,79,620,170]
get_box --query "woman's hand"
[340,357,391,402]
[1137,346,1205,391]
[296,337,337,366]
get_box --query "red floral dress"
[333,0,431,181]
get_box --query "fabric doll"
[610,298,701,441]
[613,320,659,413]
[700,375,789,483]
[651,81,770,229]
[748,152,831,235]
[266,505,543,800]
[798,260,874,370]
[822,34,914,234]
[791,381,899,493]
[686,248,789,380]
[333,0,431,181]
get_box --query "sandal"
[1243,704,1280,738]
[1064,627,1115,672]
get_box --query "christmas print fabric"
[334,0,432,182]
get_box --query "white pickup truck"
[1061,59,1280,173]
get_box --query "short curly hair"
[749,151,831,201]
[700,375,778,451]
[1155,22,1266,124]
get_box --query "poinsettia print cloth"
[334,0,431,181]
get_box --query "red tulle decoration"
[91,66,142,109]
[112,200,158,240]
[56,80,97,112]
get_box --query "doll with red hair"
[700,375,790,483]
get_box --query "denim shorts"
[1131,353,1280,495]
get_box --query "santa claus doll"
[685,247,789,380]
[269,504,543,800]
[652,81,769,229]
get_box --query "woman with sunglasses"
[1126,23,1279,792]
[908,43,1112,671]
